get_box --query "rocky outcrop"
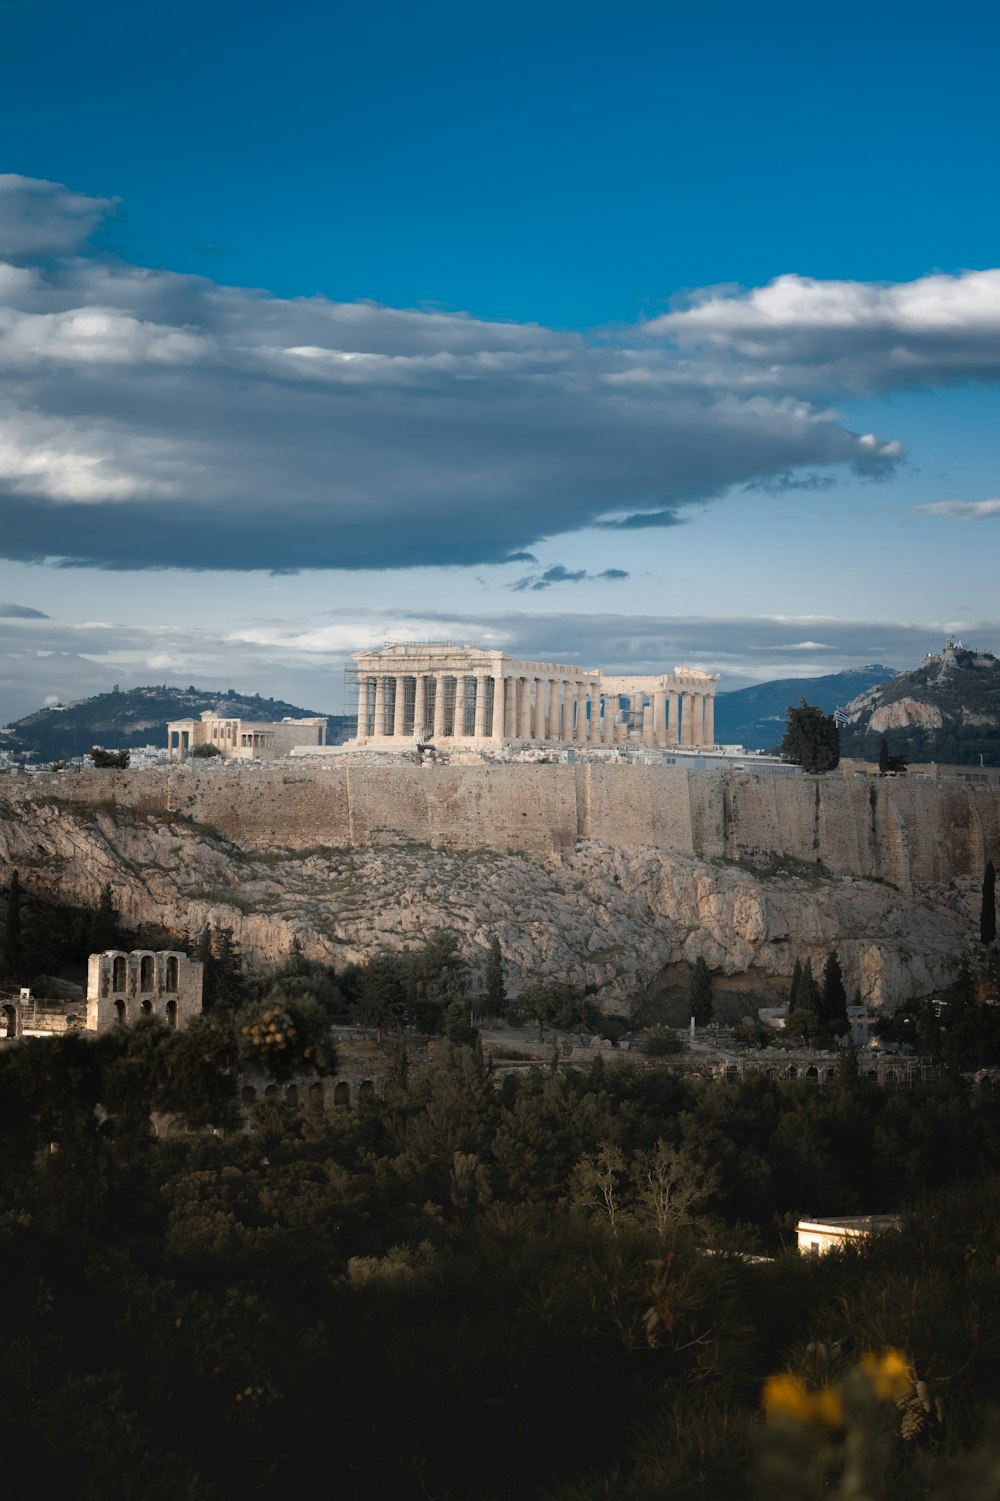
[869,698,943,732]
[0,796,980,1011]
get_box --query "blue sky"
[0,0,997,719]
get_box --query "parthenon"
[350,644,718,749]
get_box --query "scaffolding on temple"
[344,641,475,742]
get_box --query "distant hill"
[0,686,354,762]
[714,665,897,750]
[839,641,1000,766]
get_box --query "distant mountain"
[0,686,355,762]
[839,641,1000,766]
[714,665,897,750]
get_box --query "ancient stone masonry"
[9,760,999,892]
[167,708,327,761]
[86,950,203,1032]
[348,643,719,750]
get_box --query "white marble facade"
[350,645,718,749]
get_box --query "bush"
[640,1025,684,1057]
[189,742,222,759]
[90,747,130,769]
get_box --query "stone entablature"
[167,709,327,761]
[351,644,719,749]
[86,950,203,1032]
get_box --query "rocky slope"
[840,641,1000,765]
[0,797,980,1011]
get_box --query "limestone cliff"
[840,641,1000,764]
[0,785,982,1010]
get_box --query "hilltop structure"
[348,643,719,750]
[167,707,328,760]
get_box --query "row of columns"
[357,674,716,747]
[167,729,191,760]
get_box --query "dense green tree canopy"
[781,699,841,772]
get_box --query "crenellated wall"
[4,760,998,891]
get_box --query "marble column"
[653,690,666,747]
[529,678,542,740]
[642,694,654,746]
[692,692,704,745]
[546,678,559,740]
[356,679,367,741]
[392,675,406,739]
[491,676,506,739]
[704,693,715,747]
[590,687,602,743]
[667,691,679,745]
[602,692,615,746]
[415,675,429,738]
[474,675,488,738]
[432,674,447,740]
[373,676,387,739]
[518,679,528,739]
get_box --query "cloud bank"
[0,175,934,573]
[648,270,1000,393]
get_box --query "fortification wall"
[4,760,999,890]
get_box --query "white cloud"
[913,498,1000,520]
[0,175,909,572]
[647,270,1000,392]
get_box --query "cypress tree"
[485,935,506,1016]
[789,958,803,1010]
[90,883,118,953]
[821,951,849,1036]
[689,956,714,1026]
[3,868,22,979]
[981,860,997,946]
[799,961,820,1016]
[878,736,890,775]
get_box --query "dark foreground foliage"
[3,1027,1000,1500]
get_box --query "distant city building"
[796,1215,902,1256]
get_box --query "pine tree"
[689,956,713,1026]
[981,860,997,946]
[780,700,840,773]
[485,936,506,1017]
[821,951,849,1037]
[3,868,22,979]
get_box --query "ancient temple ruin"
[348,644,718,749]
[86,950,203,1032]
[167,708,328,760]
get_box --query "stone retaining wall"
[5,759,998,892]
